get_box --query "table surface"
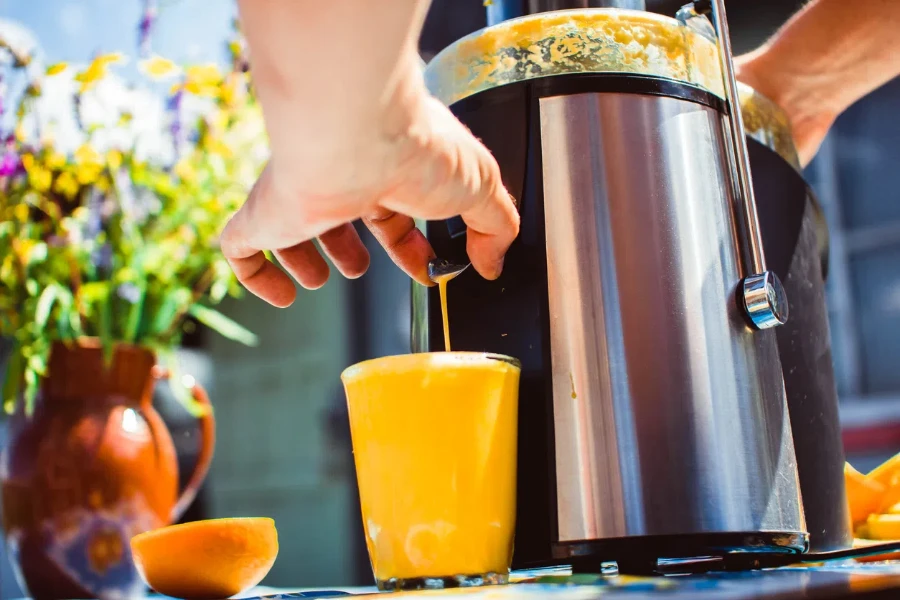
[140,563,900,600]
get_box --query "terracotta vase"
[0,340,215,600]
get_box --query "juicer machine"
[412,0,855,573]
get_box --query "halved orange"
[868,453,900,487]
[131,517,278,599]
[845,463,887,525]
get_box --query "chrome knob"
[742,271,789,329]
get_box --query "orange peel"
[131,517,278,599]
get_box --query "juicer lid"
[424,8,799,170]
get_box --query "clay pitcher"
[0,340,215,600]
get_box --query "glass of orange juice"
[341,352,520,591]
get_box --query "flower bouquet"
[0,20,265,414]
[0,15,267,600]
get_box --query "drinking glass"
[341,352,520,591]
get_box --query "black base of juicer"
[555,531,809,575]
[558,534,900,577]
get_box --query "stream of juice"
[438,278,451,351]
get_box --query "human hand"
[736,52,838,168]
[220,60,519,308]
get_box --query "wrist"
[738,47,842,135]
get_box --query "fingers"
[222,163,373,304]
[445,111,519,280]
[220,221,298,307]
[364,207,435,286]
[274,223,371,290]
[221,167,302,307]
[317,223,371,279]
[461,185,519,280]
[274,241,330,290]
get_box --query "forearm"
[743,0,900,119]
[237,0,430,191]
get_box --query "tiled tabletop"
[139,563,900,600]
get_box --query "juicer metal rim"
[425,8,800,170]
[450,71,725,113]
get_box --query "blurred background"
[1,0,898,595]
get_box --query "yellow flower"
[45,151,67,171]
[54,171,80,199]
[46,62,68,76]
[73,144,105,185]
[219,73,240,106]
[139,55,182,79]
[75,164,103,186]
[13,239,38,265]
[13,203,30,222]
[21,154,52,193]
[75,144,104,166]
[107,150,123,171]
[74,52,125,93]
[184,64,222,97]
[28,168,52,193]
[94,52,125,68]
[0,255,15,282]
[174,159,198,183]
[205,137,233,159]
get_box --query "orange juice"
[437,277,452,351]
[341,352,519,590]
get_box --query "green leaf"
[69,304,85,339]
[99,291,114,365]
[124,282,147,342]
[0,221,14,240]
[53,287,76,341]
[35,284,59,329]
[78,282,113,361]
[2,348,23,414]
[209,279,229,304]
[27,352,47,377]
[188,304,257,346]
[26,242,48,266]
[24,367,38,416]
[151,287,193,336]
[79,281,111,305]
[161,350,207,418]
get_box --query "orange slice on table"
[867,453,900,487]
[131,517,278,600]
[845,463,887,525]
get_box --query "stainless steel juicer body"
[539,91,803,547]
[413,6,831,569]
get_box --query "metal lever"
[685,0,789,330]
[427,258,470,283]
